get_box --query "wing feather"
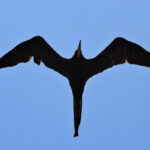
[86,37,150,78]
[0,36,70,77]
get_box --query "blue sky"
[0,0,150,149]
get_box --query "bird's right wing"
[86,37,150,78]
[0,36,70,77]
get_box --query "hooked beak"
[77,40,81,58]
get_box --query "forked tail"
[73,98,82,137]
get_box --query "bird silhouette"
[1,36,150,137]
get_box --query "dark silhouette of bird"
[0,36,150,137]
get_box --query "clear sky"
[0,0,150,149]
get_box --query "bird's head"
[73,40,84,59]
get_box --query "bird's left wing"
[86,37,150,78]
[0,36,70,77]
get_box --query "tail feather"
[73,99,82,137]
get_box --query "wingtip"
[0,61,2,68]
[0,59,7,68]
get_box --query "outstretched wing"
[86,37,150,78]
[0,36,70,77]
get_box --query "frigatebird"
[0,36,150,137]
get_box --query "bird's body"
[68,54,88,137]
[1,36,150,137]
